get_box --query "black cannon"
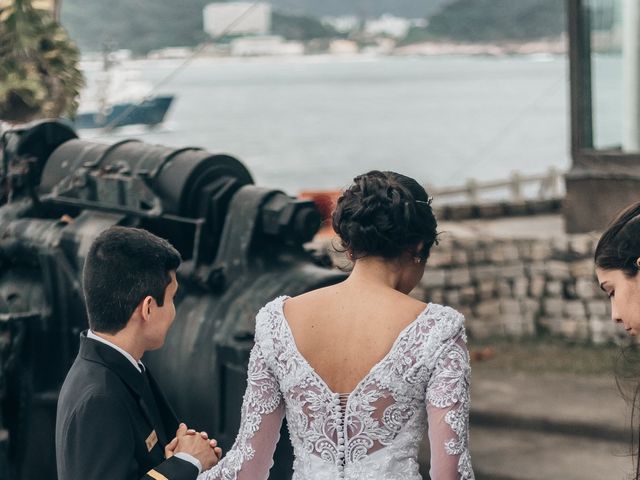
[0,120,346,479]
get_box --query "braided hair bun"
[332,170,438,261]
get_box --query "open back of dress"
[199,296,474,480]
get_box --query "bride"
[199,170,474,480]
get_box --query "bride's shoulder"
[423,303,466,341]
[254,296,288,338]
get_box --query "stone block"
[530,241,553,261]
[559,318,590,341]
[428,249,453,268]
[575,278,599,299]
[512,277,528,298]
[521,298,540,315]
[451,250,469,266]
[589,316,616,344]
[429,289,445,305]
[569,235,595,257]
[543,298,564,316]
[500,299,522,315]
[502,312,535,337]
[445,289,461,307]
[551,237,570,255]
[586,300,608,317]
[564,300,586,318]
[570,259,596,279]
[465,320,501,340]
[497,280,512,296]
[477,279,496,300]
[488,244,519,263]
[527,262,547,277]
[546,260,571,280]
[499,262,526,279]
[472,264,500,281]
[545,280,563,297]
[422,269,446,289]
[538,315,565,334]
[460,286,477,305]
[515,241,531,260]
[476,299,501,318]
[446,268,472,287]
[528,275,545,297]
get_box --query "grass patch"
[468,337,621,376]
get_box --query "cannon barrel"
[0,120,345,479]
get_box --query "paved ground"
[419,365,634,479]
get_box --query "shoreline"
[80,37,568,65]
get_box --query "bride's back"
[199,171,474,480]
[283,283,428,394]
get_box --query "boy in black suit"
[56,226,221,480]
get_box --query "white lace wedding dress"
[199,296,474,480]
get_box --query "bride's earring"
[636,258,640,269]
[413,256,422,264]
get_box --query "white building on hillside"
[203,2,272,38]
[364,14,411,39]
[230,35,304,56]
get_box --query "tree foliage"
[0,0,83,122]
[424,0,566,43]
[272,11,339,41]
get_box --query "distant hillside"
[423,0,565,43]
[60,0,449,54]
[60,0,565,54]
[61,0,213,54]
[265,0,452,18]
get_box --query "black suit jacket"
[55,332,199,480]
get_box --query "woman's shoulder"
[423,302,467,342]
[254,295,289,339]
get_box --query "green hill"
[422,0,565,43]
[60,0,566,55]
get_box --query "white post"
[623,0,640,151]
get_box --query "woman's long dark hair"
[595,201,640,479]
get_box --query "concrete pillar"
[623,0,640,151]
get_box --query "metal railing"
[429,167,565,205]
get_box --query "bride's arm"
[198,340,285,480]
[426,326,474,480]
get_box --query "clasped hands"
[165,422,223,471]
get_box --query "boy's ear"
[140,295,153,322]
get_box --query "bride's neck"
[344,256,404,291]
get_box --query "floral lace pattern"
[199,296,474,480]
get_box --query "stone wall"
[409,234,620,344]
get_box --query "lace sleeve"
[426,328,474,480]
[198,340,285,480]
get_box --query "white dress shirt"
[87,330,202,473]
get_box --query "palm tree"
[0,0,84,123]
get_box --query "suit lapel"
[79,333,170,448]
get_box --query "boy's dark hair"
[83,226,181,334]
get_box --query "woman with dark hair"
[200,171,474,480]
[595,201,640,478]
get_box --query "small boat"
[76,52,175,130]
[74,94,174,129]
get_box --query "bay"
[81,54,569,196]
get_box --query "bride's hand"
[164,436,179,459]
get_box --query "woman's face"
[596,267,640,335]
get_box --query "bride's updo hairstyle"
[332,170,438,262]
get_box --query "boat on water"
[75,53,175,130]
[75,94,174,129]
